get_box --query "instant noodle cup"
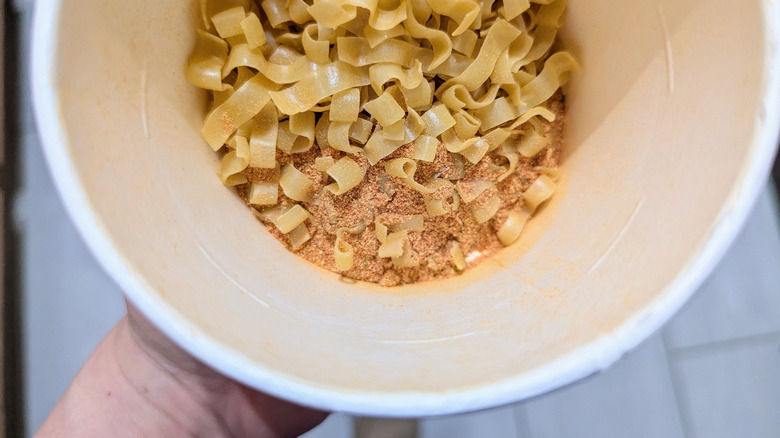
[32,0,780,416]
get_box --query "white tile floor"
[15,3,780,437]
[515,337,685,438]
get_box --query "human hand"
[37,302,327,437]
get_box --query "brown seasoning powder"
[238,93,566,286]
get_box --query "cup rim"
[30,0,780,416]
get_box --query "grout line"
[660,331,697,438]
[511,404,534,438]
[666,329,780,358]
[766,181,780,227]
[772,143,780,199]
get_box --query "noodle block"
[280,164,314,202]
[470,195,501,223]
[337,37,421,69]
[187,30,229,92]
[212,6,247,39]
[517,128,549,158]
[290,223,312,249]
[378,230,407,258]
[202,73,271,150]
[386,215,425,232]
[523,174,556,211]
[334,231,355,271]
[248,181,279,205]
[219,150,249,186]
[330,88,362,122]
[302,24,331,63]
[363,91,406,127]
[450,241,466,270]
[412,135,439,162]
[399,80,434,111]
[240,13,267,49]
[308,0,357,29]
[269,61,371,115]
[261,0,292,27]
[277,204,310,233]
[188,0,575,285]
[427,0,480,36]
[249,103,278,168]
[421,104,456,137]
[364,130,404,165]
[326,157,366,195]
[497,209,531,246]
[314,156,336,171]
[349,118,375,144]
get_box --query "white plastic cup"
[32,0,780,416]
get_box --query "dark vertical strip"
[2,0,24,436]
[773,148,780,196]
[0,0,6,430]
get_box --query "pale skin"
[36,303,327,437]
